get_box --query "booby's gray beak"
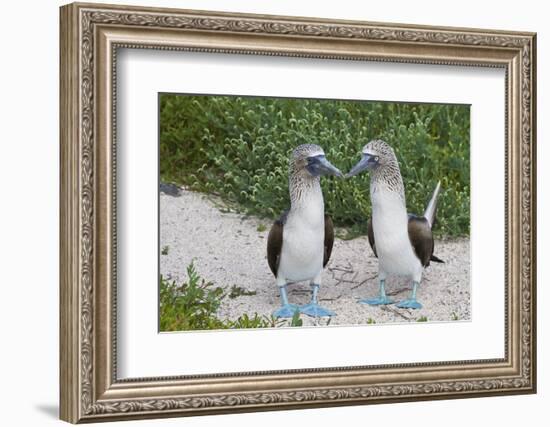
[307,155,344,178]
[346,154,376,178]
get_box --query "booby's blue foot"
[359,296,394,306]
[273,284,299,318]
[396,281,422,309]
[273,304,300,318]
[300,283,335,317]
[358,279,394,306]
[396,299,422,309]
[299,303,335,317]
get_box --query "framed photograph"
[60,2,537,423]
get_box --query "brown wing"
[266,211,288,276]
[407,215,434,267]
[367,217,377,257]
[323,215,335,268]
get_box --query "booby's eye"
[374,156,379,162]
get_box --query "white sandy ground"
[160,186,471,327]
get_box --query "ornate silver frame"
[60,2,536,423]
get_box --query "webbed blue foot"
[300,283,335,317]
[300,303,335,317]
[273,303,300,318]
[358,279,394,306]
[359,296,394,306]
[396,281,422,309]
[396,299,422,309]
[273,284,299,318]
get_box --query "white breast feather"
[371,188,422,279]
[278,190,325,282]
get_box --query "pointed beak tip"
[322,158,344,179]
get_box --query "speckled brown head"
[346,139,405,198]
[290,144,343,179]
[346,139,399,177]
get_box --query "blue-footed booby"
[267,144,343,318]
[347,139,443,309]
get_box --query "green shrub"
[160,95,470,237]
[160,262,285,331]
[290,309,303,327]
[228,285,257,299]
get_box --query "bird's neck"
[289,170,324,220]
[370,160,406,209]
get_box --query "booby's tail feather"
[423,181,441,229]
[430,254,444,263]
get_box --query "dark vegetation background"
[159,94,470,237]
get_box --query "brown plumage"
[266,211,287,277]
[366,215,444,267]
[323,215,335,268]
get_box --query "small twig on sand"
[351,274,377,290]
[329,267,353,273]
[320,295,342,302]
[311,317,332,327]
[338,272,359,284]
[386,287,409,296]
[289,289,310,296]
[380,305,411,320]
[328,262,354,273]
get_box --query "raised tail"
[423,181,441,229]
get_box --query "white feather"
[278,187,325,283]
[371,184,423,282]
[423,180,441,228]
